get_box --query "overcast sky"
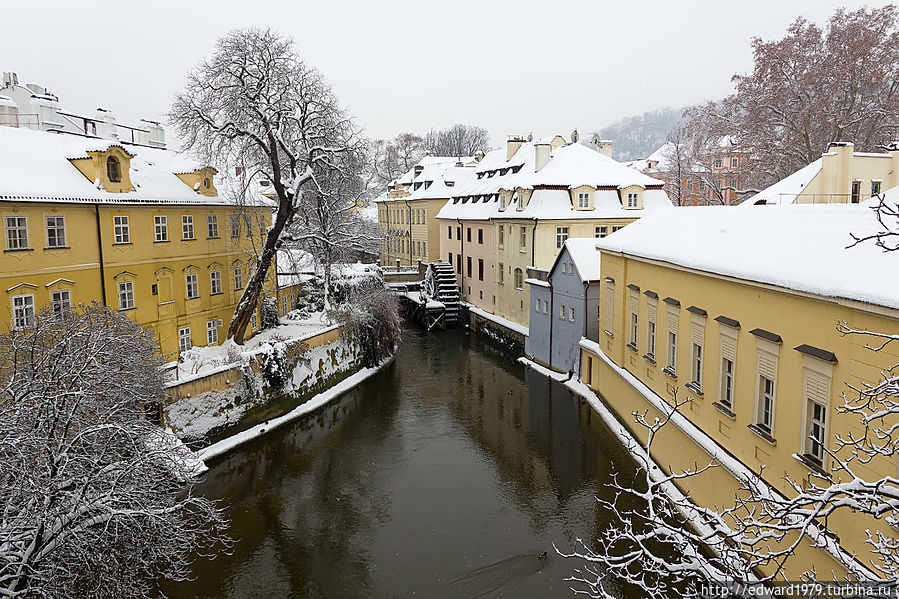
[2,1,893,147]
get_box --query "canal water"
[161,328,645,598]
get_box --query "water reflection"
[160,328,645,598]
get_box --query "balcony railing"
[0,113,39,128]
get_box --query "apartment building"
[580,201,899,578]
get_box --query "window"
[466,227,471,242]
[478,228,483,244]
[806,400,827,465]
[666,305,678,373]
[630,312,638,347]
[718,328,738,410]
[6,216,28,250]
[205,320,218,344]
[872,181,882,197]
[569,306,575,322]
[536,298,541,311]
[282,296,288,315]
[691,344,703,387]
[207,214,219,238]
[113,215,129,244]
[730,156,738,169]
[595,226,608,238]
[231,214,241,237]
[578,192,590,209]
[612,226,622,233]
[498,225,504,247]
[758,376,775,434]
[543,300,548,314]
[556,227,569,249]
[456,254,461,275]
[118,281,134,310]
[629,290,639,348]
[713,158,722,169]
[106,156,121,182]
[182,215,195,240]
[499,193,506,210]
[720,358,735,409]
[210,270,222,295]
[478,258,484,281]
[851,181,861,204]
[626,192,638,208]
[45,216,65,248]
[203,177,211,189]
[12,295,35,329]
[448,226,452,239]
[186,273,199,299]
[178,327,192,353]
[498,263,504,284]
[647,321,656,359]
[154,215,168,242]
[448,252,453,267]
[520,227,527,249]
[516,192,524,209]
[513,268,523,289]
[50,289,70,316]
[754,347,779,437]
[456,226,461,240]
[466,256,472,278]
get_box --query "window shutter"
[758,350,777,380]
[647,299,657,323]
[720,333,737,362]
[667,306,678,335]
[691,318,705,347]
[804,368,830,404]
[629,291,638,318]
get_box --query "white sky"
[2,1,893,147]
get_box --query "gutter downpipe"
[456,217,465,293]
[403,199,413,266]
[93,204,108,306]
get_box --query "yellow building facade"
[580,203,899,578]
[0,126,270,360]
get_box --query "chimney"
[2,72,18,87]
[594,138,613,158]
[507,135,526,161]
[535,142,551,172]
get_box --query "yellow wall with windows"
[581,250,899,575]
[1,201,271,360]
[377,197,448,267]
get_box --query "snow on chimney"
[594,138,613,157]
[507,135,526,161]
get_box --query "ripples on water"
[159,327,646,598]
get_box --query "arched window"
[106,156,121,182]
[203,177,211,189]
[513,268,523,290]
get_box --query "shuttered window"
[666,305,678,371]
[719,328,738,409]
[629,291,639,347]
[690,315,705,388]
[605,281,615,335]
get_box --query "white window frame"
[627,192,638,208]
[178,327,192,353]
[6,216,28,250]
[666,305,678,372]
[45,215,66,248]
[520,226,527,250]
[513,268,523,290]
[11,294,35,329]
[556,226,569,249]
[234,267,243,290]
[568,306,575,322]
[113,215,130,244]
[604,280,615,336]
[118,280,134,310]
[210,270,222,295]
[577,192,590,209]
[182,215,195,240]
[154,215,168,242]
[753,342,780,438]
[206,320,220,345]
[185,273,199,299]
[595,226,607,239]
[50,289,71,316]
[718,326,738,410]
[207,214,219,238]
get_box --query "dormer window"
[515,192,524,210]
[577,192,590,209]
[627,192,639,208]
[203,177,211,189]
[107,156,121,182]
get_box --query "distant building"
[526,238,601,374]
[745,141,899,206]
[0,71,166,147]
[439,135,671,327]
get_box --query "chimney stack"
[507,135,526,161]
[594,138,613,158]
[535,142,551,172]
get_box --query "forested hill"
[591,107,685,161]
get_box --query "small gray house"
[526,238,602,374]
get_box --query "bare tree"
[0,303,229,598]
[169,27,362,344]
[328,279,402,367]
[424,124,490,157]
[688,6,899,192]
[284,149,380,310]
[370,133,425,186]
[561,195,899,594]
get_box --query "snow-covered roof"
[437,140,671,221]
[596,200,899,310]
[556,237,602,281]
[0,126,227,205]
[742,158,822,207]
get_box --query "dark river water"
[161,328,644,598]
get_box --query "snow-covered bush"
[260,338,310,392]
[260,295,280,330]
[329,281,401,367]
[0,303,228,598]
